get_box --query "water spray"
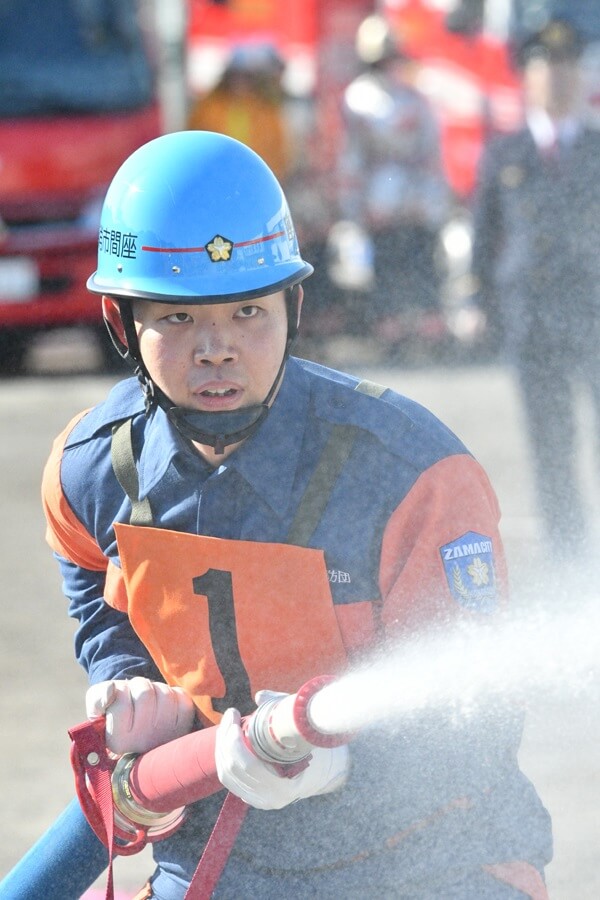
[310,599,600,736]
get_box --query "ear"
[101,296,127,346]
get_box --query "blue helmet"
[87,130,313,303]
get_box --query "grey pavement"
[1,331,599,897]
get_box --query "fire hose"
[68,675,354,870]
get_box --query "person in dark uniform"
[471,19,600,564]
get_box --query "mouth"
[192,383,243,410]
[199,387,238,398]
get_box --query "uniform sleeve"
[41,413,107,570]
[42,415,159,684]
[57,554,162,684]
[379,453,509,636]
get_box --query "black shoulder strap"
[354,378,387,399]
[111,418,154,527]
[286,378,387,546]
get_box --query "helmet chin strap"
[113,293,298,455]
[165,347,290,454]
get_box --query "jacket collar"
[138,357,311,518]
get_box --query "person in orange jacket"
[187,43,292,184]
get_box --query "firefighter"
[2,131,551,899]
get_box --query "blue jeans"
[0,799,108,899]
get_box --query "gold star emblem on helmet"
[205,235,233,262]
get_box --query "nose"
[192,323,238,366]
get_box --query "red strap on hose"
[68,719,117,900]
[69,719,248,899]
[184,793,248,900]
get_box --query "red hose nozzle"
[292,675,356,748]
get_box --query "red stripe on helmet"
[141,231,285,253]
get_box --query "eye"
[235,304,260,319]
[164,311,193,324]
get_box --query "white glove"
[215,701,350,811]
[86,677,196,755]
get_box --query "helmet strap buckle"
[135,368,155,415]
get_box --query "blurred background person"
[470,18,600,566]
[187,42,292,184]
[187,39,341,357]
[336,13,452,356]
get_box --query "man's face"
[524,56,581,118]
[131,290,294,460]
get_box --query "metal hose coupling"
[246,675,355,766]
[111,752,186,839]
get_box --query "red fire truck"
[0,0,161,373]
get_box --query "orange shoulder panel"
[379,454,508,635]
[41,411,108,572]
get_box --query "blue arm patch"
[440,531,498,613]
